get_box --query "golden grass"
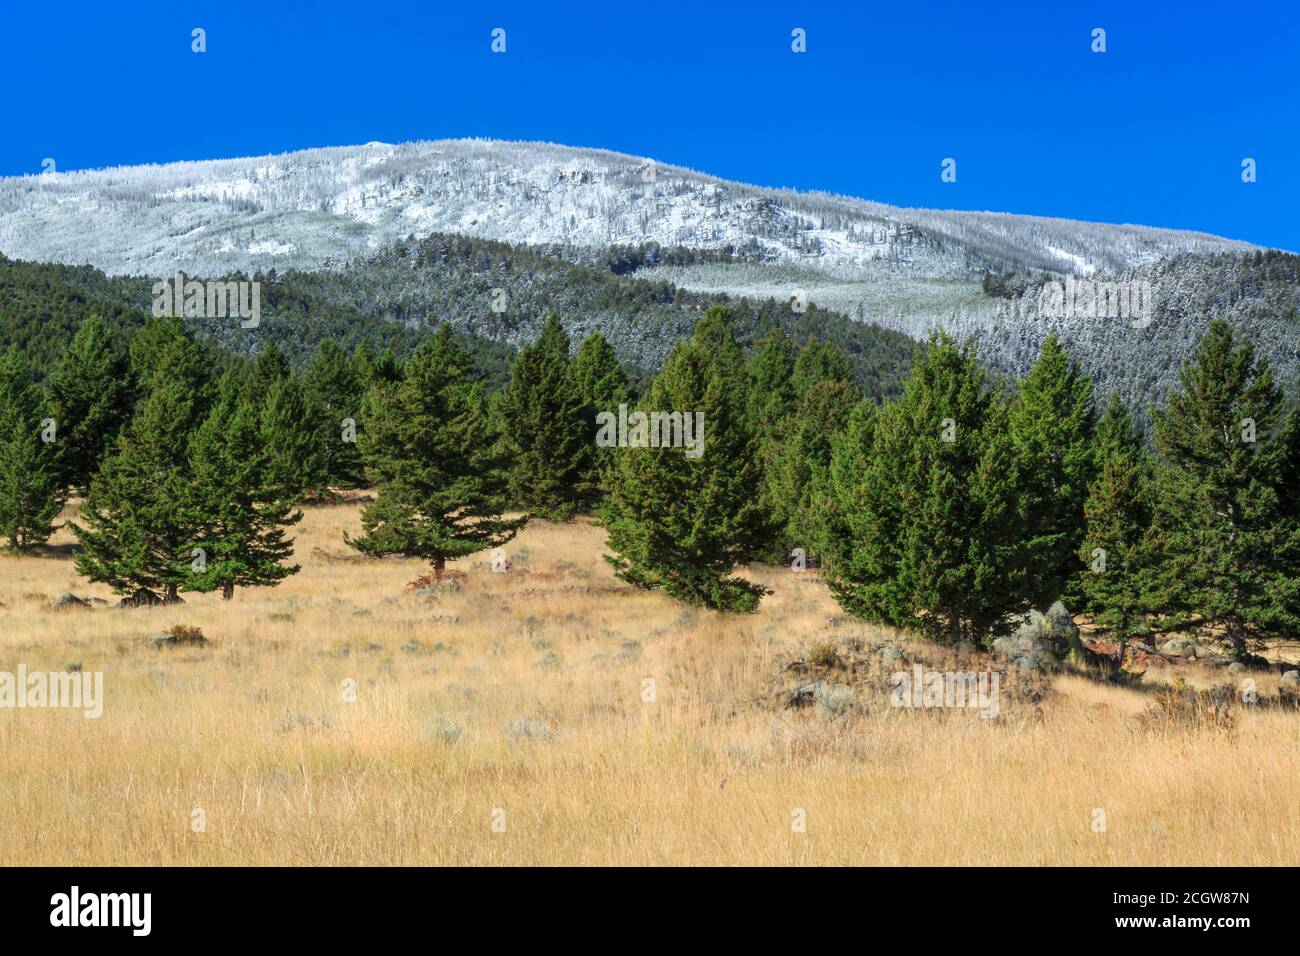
[0,501,1297,866]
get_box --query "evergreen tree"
[745,328,796,442]
[245,342,291,408]
[790,338,853,397]
[303,339,365,488]
[571,330,630,412]
[1147,320,1300,660]
[45,314,135,492]
[1007,334,1096,608]
[351,342,380,391]
[374,348,403,385]
[601,307,776,611]
[129,316,212,408]
[347,326,523,577]
[181,373,301,599]
[259,374,327,501]
[0,348,64,550]
[817,398,877,576]
[496,316,594,519]
[769,377,859,561]
[570,329,630,494]
[745,329,797,561]
[74,360,200,603]
[824,335,1033,644]
[1076,395,1156,642]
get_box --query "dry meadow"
[1,500,1297,866]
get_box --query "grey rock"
[51,591,90,610]
[813,683,856,718]
[878,645,905,665]
[786,679,826,709]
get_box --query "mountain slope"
[2,138,1293,421]
[0,139,1255,281]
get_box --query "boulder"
[50,591,90,610]
[786,679,826,709]
[877,645,905,666]
[813,682,855,718]
[993,610,1061,666]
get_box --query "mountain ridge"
[0,138,1259,282]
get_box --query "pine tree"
[1007,334,1096,608]
[374,348,403,384]
[790,338,853,397]
[1076,395,1156,642]
[45,314,134,492]
[570,329,630,495]
[745,329,796,442]
[0,348,64,550]
[1147,320,1300,660]
[817,398,877,577]
[744,329,797,561]
[245,342,291,408]
[303,340,365,489]
[258,374,327,501]
[181,373,301,599]
[496,316,594,520]
[347,326,523,577]
[351,342,380,391]
[824,335,1033,644]
[129,316,212,407]
[571,330,629,412]
[601,307,776,611]
[74,362,199,603]
[769,377,859,561]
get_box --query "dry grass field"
[1,499,1297,866]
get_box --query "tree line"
[3,305,1297,663]
[423,305,1299,662]
[0,314,402,601]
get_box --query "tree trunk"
[222,582,234,601]
[164,582,180,604]
[1225,620,1249,662]
[433,555,446,581]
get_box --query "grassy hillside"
[1,501,1296,865]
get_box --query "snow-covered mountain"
[0,139,1256,281]
[6,138,1294,424]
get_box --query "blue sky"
[2,1,1295,250]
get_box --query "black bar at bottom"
[0,865,1285,942]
